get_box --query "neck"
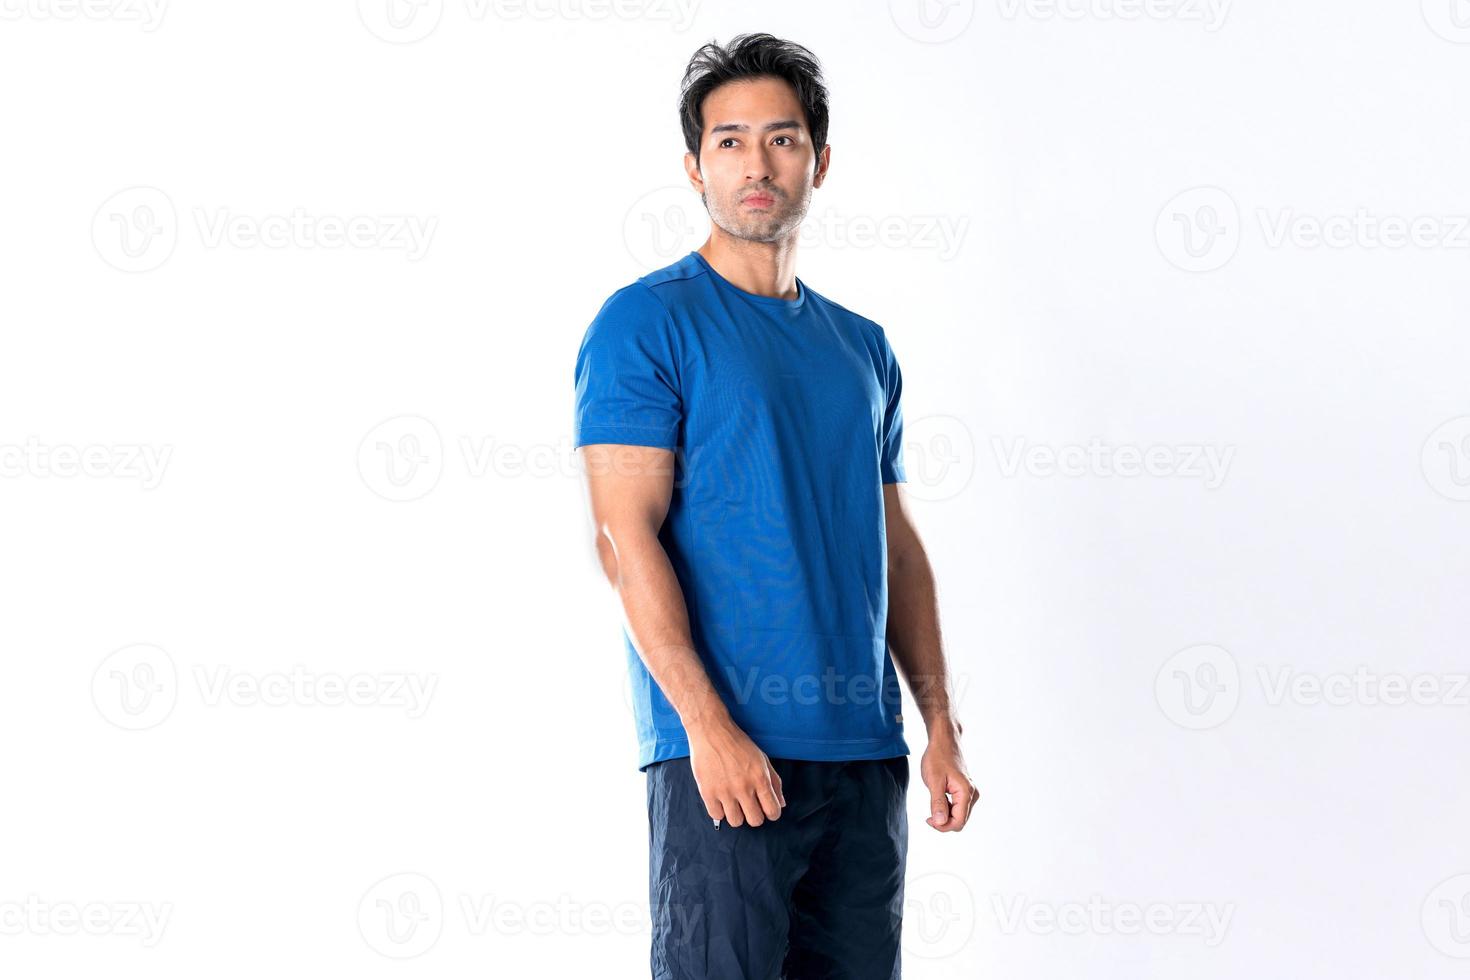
[697,231,800,300]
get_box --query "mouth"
[742,193,776,209]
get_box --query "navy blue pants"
[646,755,909,980]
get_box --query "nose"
[744,143,773,184]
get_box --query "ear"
[812,144,832,189]
[684,150,705,195]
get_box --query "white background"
[3,0,1469,977]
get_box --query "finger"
[946,782,975,831]
[702,794,726,825]
[768,765,786,809]
[928,788,951,828]
[736,791,766,828]
[755,779,782,822]
[721,795,746,828]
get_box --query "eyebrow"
[708,119,803,136]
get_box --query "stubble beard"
[702,184,811,245]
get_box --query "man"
[573,33,976,980]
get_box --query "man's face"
[686,76,829,244]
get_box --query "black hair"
[678,33,830,174]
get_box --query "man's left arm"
[882,481,979,832]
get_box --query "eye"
[773,136,793,146]
[719,138,738,148]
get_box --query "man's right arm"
[578,442,785,827]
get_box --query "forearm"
[598,527,732,734]
[886,548,962,740]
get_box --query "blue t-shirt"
[573,249,911,770]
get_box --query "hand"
[921,732,978,832]
[686,718,786,828]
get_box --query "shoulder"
[804,284,894,353]
[586,253,708,336]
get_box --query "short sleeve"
[878,328,906,484]
[573,283,683,451]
